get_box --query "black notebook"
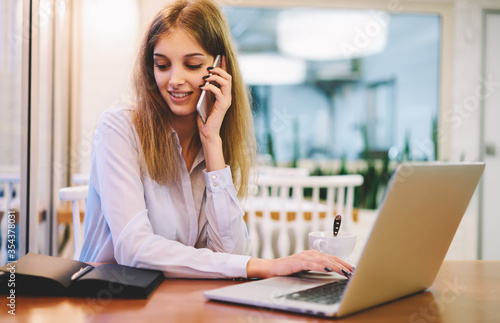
[0,253,164,299]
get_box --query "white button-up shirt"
[79,105,251,278]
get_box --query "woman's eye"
[186,64,202,70]
[155,64,169,70]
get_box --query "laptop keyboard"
[283,279,349,305]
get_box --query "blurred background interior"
[1,0,499,263]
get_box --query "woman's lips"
[169,91,193,104]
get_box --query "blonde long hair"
[132,0,256,199]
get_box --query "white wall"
[448,0,500,260]
[479,10,500,260]
[76,0,140,175]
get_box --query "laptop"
[204,162,485,317]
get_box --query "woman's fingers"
[220,54,228,72]
[198,56,232,128]
[266,250,354,279]
[202,69,231,109]
[297,250,353,277]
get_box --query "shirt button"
[213,182,218,187]
[212,175,217,180]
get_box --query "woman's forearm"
[201,136,226,172]
[246,258,272,279]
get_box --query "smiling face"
[153,28,215,120]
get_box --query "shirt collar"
[171,130,206,173]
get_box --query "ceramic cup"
[308,231,356,260]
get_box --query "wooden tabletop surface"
[1,260,499,323]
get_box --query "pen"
[333,214,342,237]
[71,265,94,281]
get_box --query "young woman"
[79,0,353,279]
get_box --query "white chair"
[58,185,88,260]
[71,173,90,185]
[244,174,364,259]
[248,166,310,197]
[257,165,310,177]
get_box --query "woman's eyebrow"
[184,53,205,58]
[152,53,205,58]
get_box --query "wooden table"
[1,261,499,322]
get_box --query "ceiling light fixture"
[277,9,390,61]
[239,53,307,85]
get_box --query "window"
[223,6,441,164]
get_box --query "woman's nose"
[169,67,185,87]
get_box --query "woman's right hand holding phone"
[197,55,232,172]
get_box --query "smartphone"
[196,55,222,123]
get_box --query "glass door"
[0,0,23,264]
[0,0,71,265]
